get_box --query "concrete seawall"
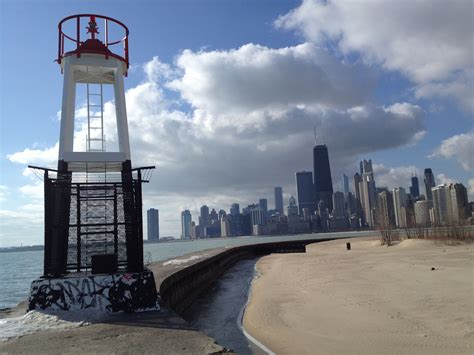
[157,237,336,315]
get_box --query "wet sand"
[243,237,474,355]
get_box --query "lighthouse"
[28,15,159,312]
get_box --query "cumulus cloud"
[430,131,474,171]
[436,173,456,185]
[168,43,371,121]
[276,0,474,110]
[373,164,421,190]
[6,142,58,167]
[6,52,427,237]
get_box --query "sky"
[0,0,473,246]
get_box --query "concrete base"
[28,269,159,313]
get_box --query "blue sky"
[1,0,473,246]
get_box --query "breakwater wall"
[159,238,335,314]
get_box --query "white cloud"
[19,182,44,200]
[5,53,426,238]
[6,142,58,168]
[430,131,474,171]
[373,164,421,190]
[168,43,370,121]
[436,173,456,185]
[276,0,474,110]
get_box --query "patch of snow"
[0,309,108,342]
[162,254,207,266]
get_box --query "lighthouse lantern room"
[27,15,158,313]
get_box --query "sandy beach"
[243,237,474,355]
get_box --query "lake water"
[0,231,377,309]
[183,258,264,355]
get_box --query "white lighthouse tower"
[28,15,158,313]
[57,14,130,172]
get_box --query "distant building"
[332,192,346,219]
[210,208,219,224]
[220,215,231,237]
[353,173,363,221]
[449,183,469,224]
[230,203,240,216]
[359,171,377,227]
[199,205,210,228]
[342,173,350,195]
[274,187,284,214]
[250,207,265,230]
[317,200,329,232]
[259,198,268,222]
[313,144,334,211]
[377,190,396,228]
[218,209,226,221]
[190,221,200,239]
[393,187,407,228]
[332,191,347,230]
[361,159,373,174]
[181,210,192,240]
[424,168,436,201]
[432,185,452,225]
[287,195,299,224]
[147,208,159,241]
[296,171,315,215]
[410,176,420,198]
[414,200,430,227]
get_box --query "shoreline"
[238,263,275,355]
[242,237,474,354]
[1,236,340,353]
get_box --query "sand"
[243,237,474,355]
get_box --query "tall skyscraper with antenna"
[313,144,334,212]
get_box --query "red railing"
[58,14,129,71]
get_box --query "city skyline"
[179,140,472,239]
[1,1,473,245]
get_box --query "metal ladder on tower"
[86,82,105,153]
[83,82,109,267]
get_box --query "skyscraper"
[410,175,420,198]
[360,159,373,174]
[274,187,284,214]
[259,198,268,222]
[449,183,469,224]
[393,187,407,228]
[296,171,315,215]
[432,185,450,225]
[230,203,240,216]
[359,171,377,227]
[332,192,346,219]
[424,168,436,201]
[354,173,363,220]
[147,208,159,241]
[250,207,264,226]
[181,210,192,240]
[199,205,210,228]
[414,200,430,227]
[377,190,396,228]
[313,144,334,211]
[342,174,350,195]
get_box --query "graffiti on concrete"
[28,270,159,312]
